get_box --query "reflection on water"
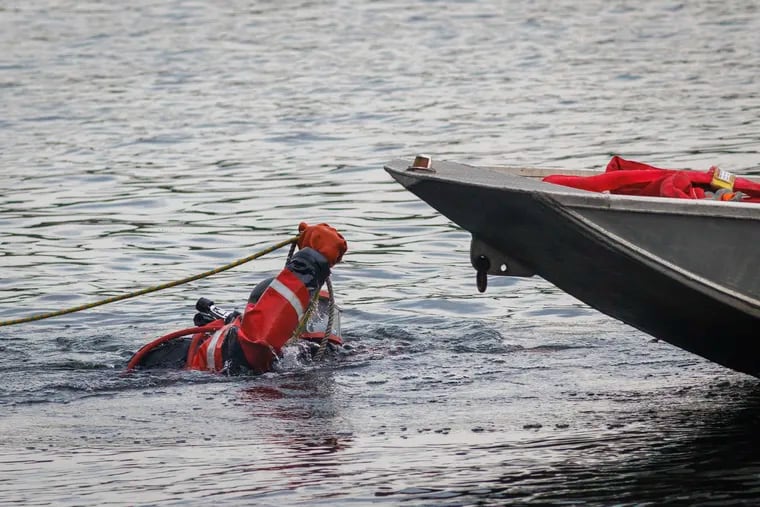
[2,0,760,504]
[2,374,760,506]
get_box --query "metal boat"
[385,157,760,377]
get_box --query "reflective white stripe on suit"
[206,328,226,371]
[268,278,306,321]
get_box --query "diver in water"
[126,222,347,375]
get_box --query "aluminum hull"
[385,158,760,377]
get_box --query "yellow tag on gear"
[710,167,736,191]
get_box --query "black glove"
[224,310,242,324]
[194,312,216,327]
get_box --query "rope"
[285,274,337,355]
[315,277,336,360]
[286,283,323,346]
[285,241,298,263]
[0,235,300,328]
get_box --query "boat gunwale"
[386,159,760,221]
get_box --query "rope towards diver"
[316,277,336,360]
[0,235,299,327]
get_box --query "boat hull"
[386,159,760,377]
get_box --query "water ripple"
[2,0,760,505]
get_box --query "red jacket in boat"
[543,156,760,203]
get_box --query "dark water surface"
[2,1,759,505]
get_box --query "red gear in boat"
[543,156,760,203]
[127,224,347,374]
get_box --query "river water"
[1,1,759,505]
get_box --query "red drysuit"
[126,223,347,375]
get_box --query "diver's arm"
[185,248,331,373]
[236,223,346,372]
[239,248,330,353]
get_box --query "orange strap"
[125,321,223,372]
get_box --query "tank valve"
[474,255,490,293]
